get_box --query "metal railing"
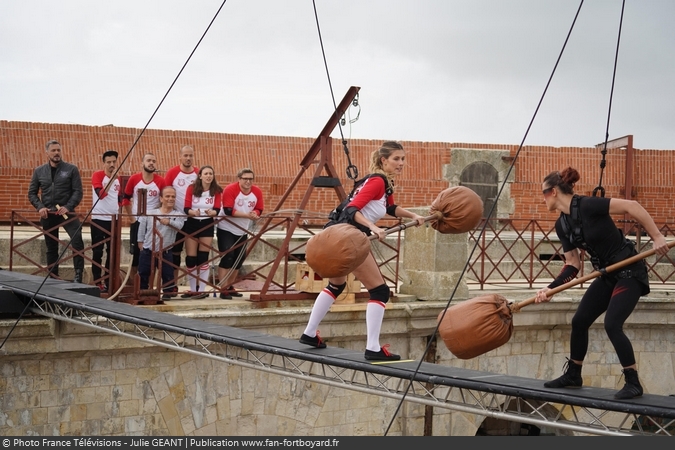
[9,211,123,288]
[466,218,675,289]
[10,210,675,298]
[8,210,403,302]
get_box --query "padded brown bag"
[437,294,513,359]
[305,223,370,279]
[429,186,483,234]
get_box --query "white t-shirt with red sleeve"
[164,165,198,212]
[121,173,166,217]
[346,176,394,223]
[91,171,121,221]
[184,185,222,220]
[217,183,264,235]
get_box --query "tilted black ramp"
[1,270,674,436]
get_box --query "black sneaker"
[162,291,178,299]
[180,292,193,299]
[299,332,326,349]
[364,345,400,361]
[192,292,208,299]
[614,368,643,399]
[219,292,233,300]
[227,286,243,297]
[544,358,583,388]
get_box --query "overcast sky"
[1,0,674,149]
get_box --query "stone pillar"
[399,207,470,301]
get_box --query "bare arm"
[609,198,668,255]
[392,206,425,225]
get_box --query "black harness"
[560,195,590,253]
[338,174,392,207]
[559,195,636,275]
[327,173,392,227]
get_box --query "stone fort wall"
[2,294,675,436]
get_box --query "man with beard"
[122,153,166,283]
[90,149,121,292]
[163,145,198,294]
[28,139,85,283]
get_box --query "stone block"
[400,269,468,301]
[86,402,109,420]
[399,207,470,300]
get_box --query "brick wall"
[2,120,674,224]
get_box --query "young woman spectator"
[182,165,222,299]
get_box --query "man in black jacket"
[28,140,85,283]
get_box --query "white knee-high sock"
[198,264,210,292]
[188,266,198,292]
[303,289,336,337]
[366,300,386,352]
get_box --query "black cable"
[593,0,625,198]
[384,0,586,436]
[312,0,358,182]
[0,0,229,351]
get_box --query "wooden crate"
[295,263,361,304]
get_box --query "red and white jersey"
[217,183,264,235]
[347,176,394,224]
[121,173,166,216]
[185,185,222,220]
[91,171,121,220]
[164,165,198,212]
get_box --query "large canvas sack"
[437,294,513,359]
[429,186,483,234]
[305,223,370,279]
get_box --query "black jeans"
[138,248,175,291]
[40,212,85,275]
[129,221,140,267]
[90,218,112,284]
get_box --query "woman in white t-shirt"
[182,165,222,299]
[299,141,425,361]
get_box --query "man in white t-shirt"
[90,150,121,292]
[163,145,198,292]
[216,168,264,299]
[121,153,166,281]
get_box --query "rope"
[384,0,587,436]
[593,0,626,197]
[0,0,229,350]
[107,255,134,301]
[311,0,358,182]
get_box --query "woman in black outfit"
[535,167,669,400]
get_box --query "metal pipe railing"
[9,211,675,301]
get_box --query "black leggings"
[570,276,643,367]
